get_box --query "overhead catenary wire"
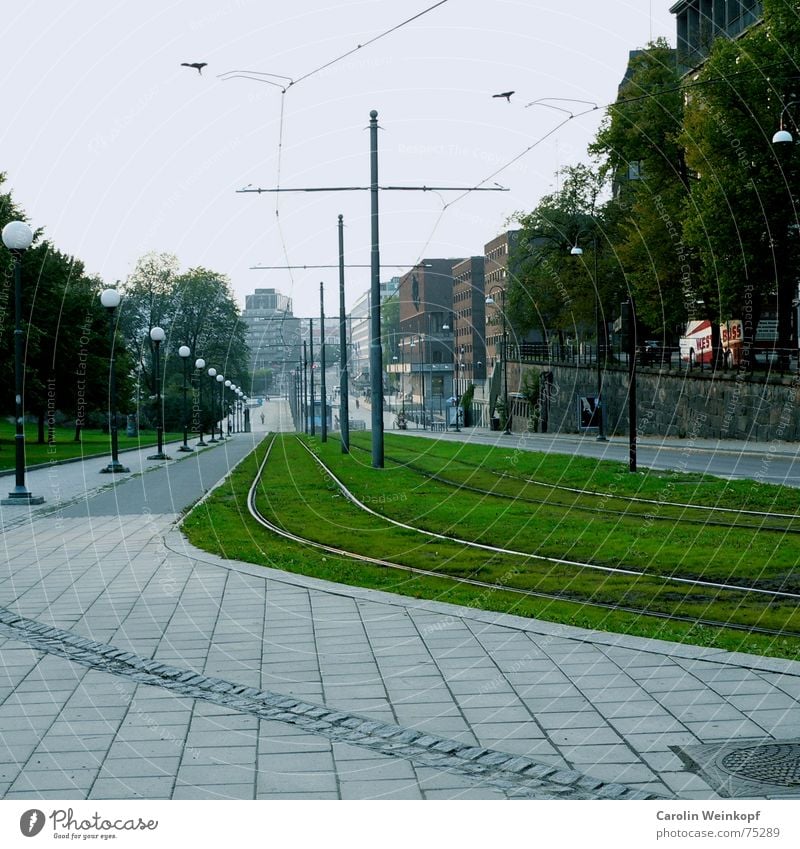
[218,0,452,300]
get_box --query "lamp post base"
[177,445,194,453]
[146,452,171,461]
[207,437,218,444]
[596,434,608,442]
[100,461,130,473]
[2,489,45,505]
[196,439,207,446]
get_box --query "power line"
[291,0,450,88]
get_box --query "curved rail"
[243,436,800,640]
[347,440,800,534]
[379,434,800,522]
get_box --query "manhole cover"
[674,739,800,799]
[718,743,800,786]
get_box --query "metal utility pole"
[302,341,309,434]
[238,110,508,467]
[320,281,327,443]
[627,298,638,473]
[309,319,315,436]
[369,110,383,467]
[338,214,350,454]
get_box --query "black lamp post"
[99,288,130,474]
[410,336,420,427]
[1,221,44,505]
[225,379,233,435]
[207,367,219,442]
[571,239,607,441]
[177,345,193,452]
[216,373,225,438]
[772,105,799,368]
[485,287,511,435]
[146,326,170,460]
[195,357,207,445]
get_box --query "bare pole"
[338,214,350,454]
[302,341,308,434]
[320,282,327,443]
[369,110,384,468]
[309,318,315,437]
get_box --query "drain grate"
[718,743,800,786]
[675,740,800,799]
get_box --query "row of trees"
[509,0,800,365]
[0,175,249,440]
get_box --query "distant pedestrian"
[260,413,265,425]
[355,398,359,409]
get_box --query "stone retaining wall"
[505,362,800,442]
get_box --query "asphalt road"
[390,429,800,488]
[55,435,265,517]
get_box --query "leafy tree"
[510,165,618,346]
[681,0,800,361]
[1,178,133,442]
[118,256,250,429]
[591,39,690,338]
[21,244,133,443]
[117,252,179,396]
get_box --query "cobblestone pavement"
[1,403,799,800]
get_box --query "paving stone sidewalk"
[1,403,799,800]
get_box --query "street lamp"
[410,336,423,428]
[206,367,219,442]
[485,288,511,435]
[147,326,170,460]
[570,239,607,441]
[224,379,232,435]
[98,288,130,474]
[772,100,799,144]
[195,358,207,445]
[772,105,798,364]
[216,373,225,438]
[177,345,194,452]
[1,221,44,505]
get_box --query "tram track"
[244,435,800,640]
[362,438,800,531]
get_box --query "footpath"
[1,401,799,800]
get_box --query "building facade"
[347,277,400,390]
[241,288,301,394]
[671,0,763,70]
[484,231,520,370]
[452,256,486,396]
[396,259,461,420]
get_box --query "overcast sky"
[0,1,675,317]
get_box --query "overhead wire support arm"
[237,185,509,194]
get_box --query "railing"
[508,343,800,378]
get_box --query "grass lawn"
[182,434,800,660]
[0,421,186,472]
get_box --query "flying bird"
[492,91,514,102]
[181,62,208,75]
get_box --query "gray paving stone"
[177,764,255,784]
[90,776,175,798]
[98,757,181,778]
[10,768,98,792]
[172,784,256,799]
[257,771,338,795]
[339,779,423,800]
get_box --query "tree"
[681,1,800,362]
[117,252,179,397]
[590,39,690,338]
[118,256,250,429]
[21,244,132,442]
[510,165,617,345]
